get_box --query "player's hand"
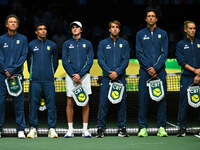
[147,67,157,77]
[9,76,15,80]
[194,68,200,75]
[5,70,11,77]
[194,75,200,84]
[152,73,157,78]
[109,71,118,80]
[72,74,81,83]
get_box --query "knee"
[67,97,74,107]
[83,103,89,110]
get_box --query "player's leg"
[81,73,92,137]
[13,76,26,139]
[0,74,7,137]
[138,70,149,137]
[96,77,110,138]
[64,97,75,137]
[177,75,193,137]
[82,102,91,137]
[157,71,168,137]
[43,82,58,138]
[64,74,75,138]
[116,76,129,137]
[27,82,42,138]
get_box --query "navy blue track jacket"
[0,33,28,75]
[97,37,130,77]
[27,38,58,81]
[62,37,94,77]
[136,27,168,72]
[176,37,200,76]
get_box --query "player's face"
[6,17,19,31]
[71,25,82,36]
[109,23,120,36]
[35,25,47,39]
[145,11,157,26]
[185,23,196,38]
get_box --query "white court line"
[167,121,200,139]
[194,135,200,138]
[166,121,178,128]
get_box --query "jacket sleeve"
[0,39,8,73]
[27,44,32,73]
[78,42,94,77]
[97,41,111,76]
[7,37,28,75]
[62,42,76,77]
[153,32,168,71]
[53,44,58,73]
[176,42,186,68]
[115,42,130,75]
[135,32,152,70]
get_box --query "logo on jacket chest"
[33,46,39,51]
[143,35,150,40]
[184,45,189,49]
[69,44,74,49]
[3,43,8,48]
[106,45,111,49]
[16,40,20,44]
[47,46,51,50]
[82,44,86,48]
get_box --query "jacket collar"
[72,37,82,42]
[36,38,47,44]
[184,35,196,43]
[109,36,120,42]
[146,26,158,32]
[6,32,18,38]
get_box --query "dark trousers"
[0,73,25,132]
[29,81,57,128]
[97,76,127,128]
[138,69,167,128]
[178,75,200,127]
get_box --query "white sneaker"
[48,128,58,138]
[82,129,92,138]
[0,132,1,138]
[18,131,25,139]
[27,128,37,138]
[64,129,74,138]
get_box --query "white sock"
[83,123,88,130]
[68,123,73,131]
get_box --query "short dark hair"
[5,14,20,25]
[35,23,47,31]
[145,7,157,18]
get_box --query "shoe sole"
[27,134,38,138]
[118,134,129,137]
[82,135,92,138]
[96,134,104,138]
[48,135,58,138]
[64,134,74,138]
[177,133,186,137]
[137,134,148,137]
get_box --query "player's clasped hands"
[147,67,157,78]
[109,71,118,80]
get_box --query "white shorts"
[65,73,92,97]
